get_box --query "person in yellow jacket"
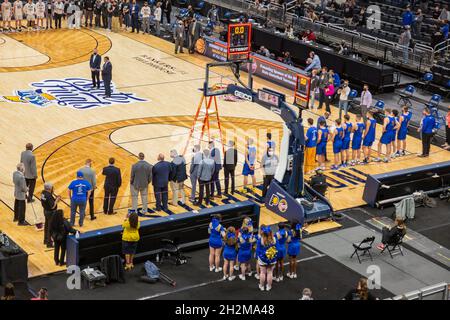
[122,212,140,270]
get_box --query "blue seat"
[374,100,385,110]
[348,89,358,99]
[179,8,189,18]
[423,73,433,82]
[397,84,415,107]
[427,94,442,108]
[194,1,205,12]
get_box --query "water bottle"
[156,253,160,263]
[75,231,80,239]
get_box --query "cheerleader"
[208,214,225,273]
[274,223,288,282]
[222,227,238,281]
[237,226,255,280]
[257,225,278,291]
[234,216,254,270]
[254,225,263,280]
[287,222,302,279]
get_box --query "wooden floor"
[0,27,448,277]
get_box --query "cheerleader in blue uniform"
[376,108,395,163]
[238,226,255,281]
[208,214,225,272]
[341,115,353,167]
[396,106,412,156]
[222,227,238,281]
[331,119,344,170]
[257,225,278,291]
[287,222,302,279]
[275,223,288,282]
[234,216,254,271]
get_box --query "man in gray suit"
[174,19,185,54]
[188,16,202,54]
[130,152,153,214]
[13,163,28,226]
[20,143,37,203]
[189,144,202,202]
[78,159,97,221]
[194,149,215,206]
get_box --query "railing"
[386,282,449,300]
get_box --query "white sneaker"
[209,266,215,272]
[233,265,239,271]
[279,276,284,281]
[259,284,265,291]
[255,273,260,280]
[215,267,222,273]
[274,277,280,283]
[286,273,292,278]
[222,275,228,280]
[266,285,272,291]
[228,275,236,281]
[239,274,246,281]
[293,273,298,279]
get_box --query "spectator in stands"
[309,69,319,109]
[443,105,450,150]
[285,24,295,38]
[302,29,316,42]
[257,46,271,57]
[439,5,449,23]
[344,277,377,300]
[207,4,218,27]
[170,149,187,206]
[50,209,77,266]
[338,80,351,119]
[304,51,321,73]
[418,107,436,158]
[264,17,275,31]
[402,6,415,27]
[317,66,329,110]
[1,283,15,300]
[338,40,350,55]
[343,0,354,26]
[300,288,313,300]
[412,9,423,37]
[282,51,293,65]
[431,5,441,20]
[399,26,412,64]
[377,218,406,251]
[360,84,372,123]
[294,0,306,18]
[327,0,339,11]
[354,6,367,26]
[122,212,140,270]
[441,20,449,40]
[307,9,318,22]
[31,287,49,300]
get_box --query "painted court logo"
[1,78,146,109]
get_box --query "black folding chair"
[380,233,405,259]
[350,236,375,264]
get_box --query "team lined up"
[303,106,414,172]
[208,215,302,292]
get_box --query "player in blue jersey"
[390,109,400,159]
[331,119,344,170]
[375,108,395,163]
[316,120,329,170]
[395,106,412,156]
[351,114,366,165]
[341,114,353,167]
[362,111,377,164]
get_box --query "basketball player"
[2,0,13,31]
[396,106,413,156]
[13,0,24,31]
[331,119,344,170]
[316,120,329,170]
[35,0,46,30]
[362,111,377,164]
[390,109,400,159]
[304,118,318,174]
[375,108,395,163]
[341,114,353,167]
[23,0,36,31]
[350,114,365,165]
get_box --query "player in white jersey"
[23,0,36,30]
[2,0,13,30]
[13,0,24,31]
[35,0,46,29]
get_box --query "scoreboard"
[227,23,252,61]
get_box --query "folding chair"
[347,89,359,113]
[350,236,375,264]
[426,93,442,109]
[374,100,385,110]
[397,85,415,107]
[419,72,433,92]
[380,233,405,259]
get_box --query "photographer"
[417,107,437,158]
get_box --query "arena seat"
[397,84,415,107]
[374,100,385,110]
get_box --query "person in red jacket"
[302,29,316,42]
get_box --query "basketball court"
[0,27,448,278]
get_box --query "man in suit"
[130,152,152,214]
[78,159,97,221]
[189,144,202,202]
[13,163,28,226]
[130,0,139,33]
[173,19,185,54]
[209,141,222,198]
[194,149,215,206]
[224,140,238,195]
[101,56,112,98]
[20,143,37,203]
[188,16,202,54]
[102,157,122,214]
[90,48,101,89]
[152,153,172,212]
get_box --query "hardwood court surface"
[0,28,448,277]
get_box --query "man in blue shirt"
[305,51,321,73]
[441,20,449,40]
[402,6,415,26]
[68,171,92,227]
[418,107,436,157]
